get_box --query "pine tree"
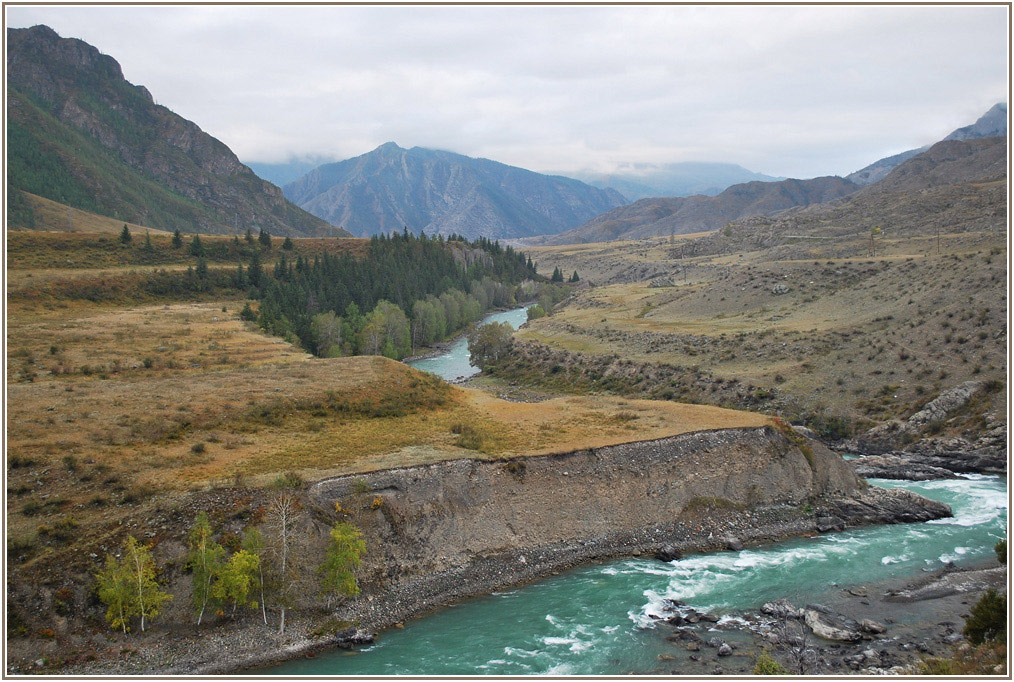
[142,231,155,254]
[245,228,255,244]
[569,270,580,283]
[259,228,272,249]
[282,236,294,250]
[119,224,132,244]
[172,229,183,249]
[551,266,564,282]
[189,234,206,257]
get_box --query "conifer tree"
[119,224,132,244]
[259,228,272,249]
[189,234,206,257]
[172,229,183,249]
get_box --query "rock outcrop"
[305,426,950,639]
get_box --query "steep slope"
[543,175,858,245]
[698,136,1007,257]
[847,103,1007,186]
[6,25,343,237]
[565,161,783,200]
[283,142,628,240]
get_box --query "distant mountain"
[943,102,1007,141]
[542,176,858,245]
[847,103,1007,186]
[6,25,343,237]
[564,162,784,201]
[247,157,337,188]
[283,143,628,240]
[700,136,1007,257]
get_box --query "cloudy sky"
[6,5,1009,179]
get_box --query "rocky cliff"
[283,142,628,240]
[303,426,949,643]
[7,25,342,237]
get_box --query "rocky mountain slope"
[701,135,1007,257]
[7,25,342,237]
[283,142,627,240]
[563,162,783,201]
[847,103,1006,186]
[540,175,858,245]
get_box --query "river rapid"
[263,307,1007,675]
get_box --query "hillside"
[846,103,1007,186]
[283,142,627,240]
[563,162,783,201]
[540,175,858,245]
[6,25,344,237]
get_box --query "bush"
[963,588,1006,645]
[995,539,1006,564]
[754,652,789,675]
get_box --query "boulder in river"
[803,606,863,642]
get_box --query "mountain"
[6,25,344,237]
[564,162,784,201]
[541,175,859,245]
[847,103,1007,186]
[699,136,1007,258]
[943,102,1007,141]
[247,157,337,187]
[283,143,628,240]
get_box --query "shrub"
[754,652,789,675]
[270,471,304,489]
[963,588,1006,645]
[995,539,1006,564]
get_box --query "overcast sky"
[6,5,1009,179]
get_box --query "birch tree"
[122,536,171,633]
[186,512,226,625]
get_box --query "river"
[404,305,531,381]
[263,306,1007,675]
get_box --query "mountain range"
[846,103,1007,186]
[282,143,627,240]
[537,175,859,245]
[6,25,342,237]
[562,162,784,201]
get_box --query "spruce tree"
[119,224,132,244]
[172,229,183,249]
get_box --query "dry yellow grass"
[6,296,771,549]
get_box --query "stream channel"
[264,306,1007,675]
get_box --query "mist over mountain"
[6,25,340,237]
[283,143,627,240]
[847,103,1006,186]
[563,162,784,201]
[540,175,858,245]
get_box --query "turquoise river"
[262,306,1007,675]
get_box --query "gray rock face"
[284,143,627,240]
[804,607,863,642]
[907,381,985,427]
[850,455,958,481]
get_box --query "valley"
[4,17,1008,679]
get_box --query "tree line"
[249,230,540,359]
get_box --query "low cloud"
[6,5,1008,178]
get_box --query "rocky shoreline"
[56,482,951,676]
[641,560,1007,675]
